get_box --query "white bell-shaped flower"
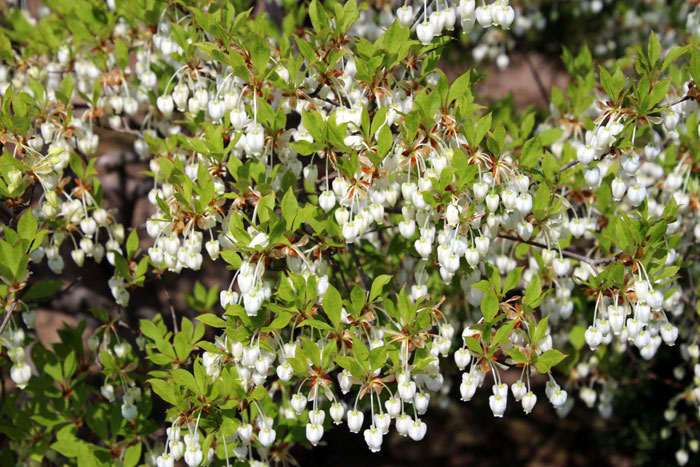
[347,409,364,433]
[416,22,435,45]
[363,426,383,452]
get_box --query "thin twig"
[33,275,83,305]
[648,95,694,115]
[523,53,549,106]
[330,257,350,293]
[0,299,19,336]
[348,244,369,289]
[667,95,692,108]
[307,83,344,108]
[364,224,396,235]
[498,234,619,273]
[411,0,437,31]
[558,159,579,173]
[121,117,145,138]
[681,265,697,307]
[306,90,340,108]
[163,288,179,334]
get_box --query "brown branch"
[648,95,693,114]
[121,117,145,138]
[307,82,343,108]
[524,53,549,106]
[0,299,19,336]
[667,95,692,108]
[348,243,369,289]
[558,159,579,173]
[498,234,619,273]
[162,288,179,334]
[410,0,437,31]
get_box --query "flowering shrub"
[1,0,700,465]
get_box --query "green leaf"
[281,188,298,229]
[17,210,37,241]
[542,153,556,180]
[481,291,499,322]
[520,136,542,168]
[492,320,515,348]
[648,79,671,108]
[661,46,687,71]
[140,319,164,340]
[85,405,109,441]
[569,325,586,350]
[505,348,529,364]
[335,355,364,380]
[264,311,292,331]
[369,346,387,371]
[352,338,370,370]
[51,426,80,458]
[115,38,129,70]
[689,51,700,87]
[532,183,550,219]
[538,128,563,146]
[0,31,11,61]
[220,250,242,268]
[647,31,660,68]
[383,20,407,54]
[447,71,471,105]
[123,443,141,467]
[197,313,227,328]
[172,368,199,395]
[301,337,321,367]
[397,288,415,325]
[299,318,333,331]
[532,316,549,346]
[126,229,139,258]
[301,109,326,142]
[63,351,77,380]
[535,349,566,374]
[473,113,491,147]
[323,285,342,329]
[250,36,270,75]
[503,267,523,295]
[524,275,542,307]
[610,68,626,100]
[112,252,131,281]
[453,149,477,188]
[377,124,392,157]
[520,112,535,139]
[369,275,392,302]
[472,280,492,295]
[287,347,308,374]
[308,0,325,33]
[350,285,365,315]
[597,177,612,214]
[465,336,483,356]
[22,279,62,302]
[12,92,27,117]
[322,339,338,369]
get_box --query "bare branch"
[558,159,579,173]
[348,243,369,289]
[498,234,619,274]
[0,299,18,336]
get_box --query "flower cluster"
[1,0,700,466]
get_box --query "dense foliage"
[1,0,700,465]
